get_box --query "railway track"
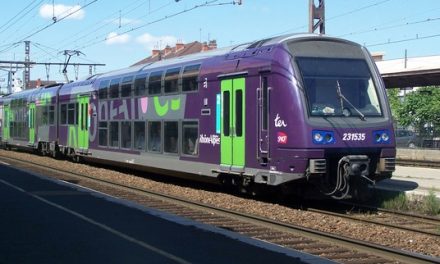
[396,159,440,168]
[1,154,438,264]
[307,204,440,238]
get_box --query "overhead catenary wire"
[13,0,98,44]
[68,0,175,52]
[30,0,174,67]
[338,16,440,38]
[0,0,47,47]
[266,0,395,38]
[75,0,236,50]
[49,0,149,52]
[367,32,440,47]
[0,0,44,35]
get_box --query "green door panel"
[232,78,245,168]
[3,105,10,141]
[221,79,233,167]
[220,78,246,170]
[78,96,89,150]
[29,103,36,144]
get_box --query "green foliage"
[386,88,401,120]
[421,189,440,215]
[388,86,440,136]
[381,192,409,211]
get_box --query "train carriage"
[0,33,396,199]
[0,88,40,149]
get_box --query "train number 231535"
[342,133,366,141]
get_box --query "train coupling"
[342,155,374,184]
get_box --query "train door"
[221,78,245,171]
[78,95,89,151]
[3,104,10,141]
[28,103,36,145]
[257,75,270,164]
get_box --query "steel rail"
[0,153,439,264]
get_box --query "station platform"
[375,165,440,198]
[0,162,332,264]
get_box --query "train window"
[236,90,243,137]
[182,64,200,92]
[223,91,230,136]
[164,67,180,94]
[133,121,146,150]
[262,77,268,130]
[296,57,382,117]
[48,105,55,125]
[67,103,76,125]
[109,78,121,99]
[41,106,48,125]
[134,73,148,96]
[60,104,67,124]
[121,76,133,98]
[109,121,119,147]
[98,80,109,99]
[148,71,162,95]
[182,121,198,156]
[164,121,178,154]
[98,122,108,146]
[121,121,132,149]
[148,121,161,152]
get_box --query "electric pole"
[24,40,31,89]
[309,0,325,34]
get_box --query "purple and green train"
[0,34,396,199]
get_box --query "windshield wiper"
[336,81,366,121]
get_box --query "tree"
[386,88,401,125]
[395,86,440,137]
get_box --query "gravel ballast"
[1,149,439,258]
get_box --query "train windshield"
[296,57,382,118]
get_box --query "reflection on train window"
[109,78,121,99]
[67,103,76,125]
[148,121,161,152]
[164,121,178,154]
[121,76,133,98]
[60,104,67,124]
[223,91,230,136]
[41,106,48,125]
[182,121,198,156]
[134,121,145,150]
[148,71,162,95]
[235,90,243,137]
[182,64,200,92]
[98,80,109,99]
[164,67,180,94]
[121,121,132,149]
[99,122,108,146]
[49,105,55,125]
[109,121,119,147]
[134,73,147,96]
[296,57,382,117]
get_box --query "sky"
[1,0,440,87]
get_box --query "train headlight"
[314,132,323,142]
[312,130,335,144]
[381,132,389,142]
[373,130,390,144]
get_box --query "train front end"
[285,36,395,199]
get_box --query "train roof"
[96,33,363,80]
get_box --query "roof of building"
[131,40,217,67]
[376,55,440,88]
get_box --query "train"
[0,33,396,199]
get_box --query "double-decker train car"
[0,33,396,199]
